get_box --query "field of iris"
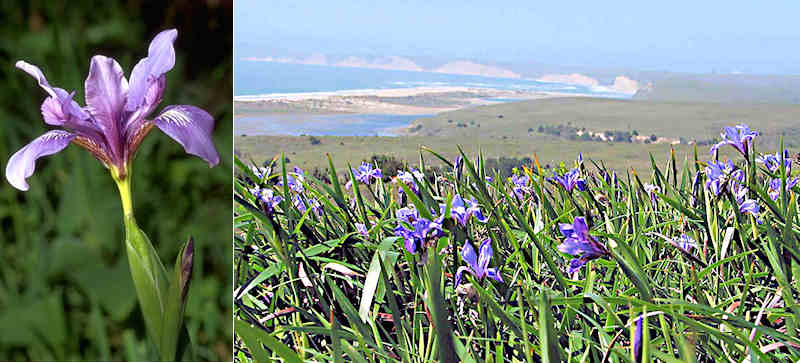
[234,125,800,362]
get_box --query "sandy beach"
[234,86,582,116]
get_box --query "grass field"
[234,123,800,362]
[234,97,800,175]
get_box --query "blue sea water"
[236,113,428,136]
[234,60,631,135]
[234,60,629,98]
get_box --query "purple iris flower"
[250,187,282,215]
[442,195,489,226]
[454,239,503,287]
[293,195,321,216]
[250,165,271,181]
[355,223,369,237]
[550,168,586,192]
[768,177,799,201]
[557,216,610,274]
[278,167,305,193]
[710,124,758,156]
[704,160,742,196]
[396,169,423,198]
[394,217,443,254]
[396,206,419,224]
[353,162,383,184]
[511,174,530,198]
[7,29,219,191]
[756,150,792,173]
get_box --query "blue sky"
[235,1,800,74]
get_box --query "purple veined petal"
[486,268,503,283]
[461,241,480,275]
[6,130,75,191]
[153,105,220,166]
[84,56,129,151]
[477,238,493,277]
[454,266,471,287]
[126,29,178,112]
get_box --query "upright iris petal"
[455,239,503,287]
[557,216,610,274]
[6,29,219,190]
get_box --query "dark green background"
[0,1,232,360]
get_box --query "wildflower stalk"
[113,168,193,360]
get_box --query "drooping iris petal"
[567,258,588,274]
[454,266,470,287]
[486,268,503,283]
[15,60,61,98]
[126,29,177,112]
[6,130,75,191]
[152,105,220,166]
[84,56,129,162]
[461,241,480,274]
[17,61,89,125]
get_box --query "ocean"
[234,60,630,98]
[233,60,631,136]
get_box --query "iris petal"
[461,241,479,275]
[6,130,75,191]
[126,29,177,112]
[153,105,220,167]
[477,238,492,277]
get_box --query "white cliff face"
[433,61,521,79]
[537,73,599,87]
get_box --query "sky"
[234,1,800,74]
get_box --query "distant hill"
[632,74,800,104]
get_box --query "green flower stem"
[113,169,173,360]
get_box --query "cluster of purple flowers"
[757,149,799,201]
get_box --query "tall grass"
[234,126,800,362]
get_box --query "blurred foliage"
[0,0,231,361]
